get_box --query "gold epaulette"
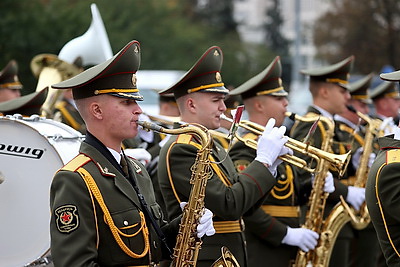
[60,154,91,172]
[386,149,400,164]
[176,134,194,145]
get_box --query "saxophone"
[290,113,351,267]
[137,121,239,267]
[345,106,381,230]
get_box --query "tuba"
[289,112,351,267]
[138,120,239,267]
[30,3,113,118]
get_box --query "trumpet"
[220,114,351,176]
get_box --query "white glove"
[380,117,396,136]
[311,172,335,193]
[281,227,319,252]
[346,186,365,211]
[180,202,215,238]
[138,113,155,143]
[255,118,289,170]
[124,148,152,166]
[391,126,400,140]
[323,172,335,193]
[351,147,363,169]
[368,153,376,168]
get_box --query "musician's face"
[259,95,288,126]
[0,88,20,103]
[100,95,143,141]
[327,84,350,114]
[189,92,226,130]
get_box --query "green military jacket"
[50,136,179,266]
[366,136,400,266]
[229,132,300,267]
[158,132,277,267]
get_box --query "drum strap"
[77,167,150,259]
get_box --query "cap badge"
[278,78,283,86]
[131,74,137,87]
[216,72,222,83]
[134,46,139,53]
[213,50,220,57]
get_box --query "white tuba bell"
[30,3,113,118]
[58,3,113,66]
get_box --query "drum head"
[0,117,81,266]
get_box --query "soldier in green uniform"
[157,46,292,267]
[370,80,400,136]
[49,40,214,267]
[366,69,400,266]
[228,56,332,266]
[0,87,48,116]
[0,60,22,103]
[333,74,382,267]
[290,56,366,267]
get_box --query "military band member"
[290,56,366,267]
[228,56,329,266]
[366,69,400,267]
[157,46,291,267]
[0,60,22,103]
[333,74,381,267]
[0,87,48,116]
[370,80,400,136]
[49,41,214,266]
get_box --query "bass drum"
[0,115,83,267]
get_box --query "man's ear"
[186,97,196,114]
[90,102,103,119]
[319,85,329,99]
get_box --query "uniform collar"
[312,105,334,120]
[378,135,400,150]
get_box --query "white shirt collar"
[312,105,334,120]
[107,147,122,163]
[334,114,359,130]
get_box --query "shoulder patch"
[386,149,400,164]
[176,134,193,144]
[60,154,91,172]
[234,159,251,173]
[54,204,79,233]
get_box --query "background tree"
[313,0,400,74]
[0,0,274,94]
[264,0,291,88]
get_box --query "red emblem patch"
[55,205,79,233]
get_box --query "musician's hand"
[281,227,319,252]
[255,118,289,175]
[391,126,400,140]
[351,147,363,170]
[346,186,365,211]
[324,172,335,193]
[180,202,215,238]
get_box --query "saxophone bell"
[211,246,240,267]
